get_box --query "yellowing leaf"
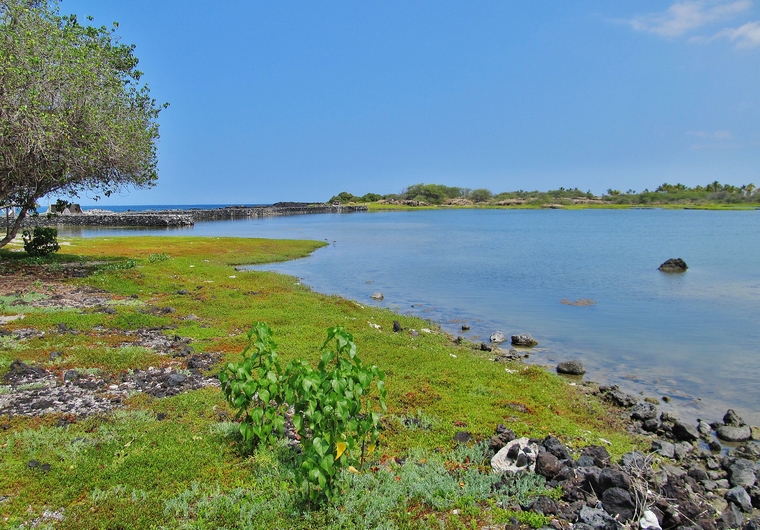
[367,444,375,454]
[348,466,360,474]
[335,441,347,460]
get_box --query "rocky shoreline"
[2,263,759,529]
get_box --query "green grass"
[0,236,640,528]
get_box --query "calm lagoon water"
[64,209,760,424]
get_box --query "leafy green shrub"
[219,322,288,450]
[148,252,170,263]
[22,227,59,256]
[220,323,387,505]
[284,326,386,504]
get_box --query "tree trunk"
[0,203,32,250]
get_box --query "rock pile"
[483,384,760,529]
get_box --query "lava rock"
[603,387,637,408]
[166,373,187,387]
[511,333,537,347]
[724,409,745,427]
[672,420,700,442]
[652,440,675,458]
[630,402,658,421]
[556,360,586,375]
[543,435,572,460]
[727,486,753,513]
[577,506,621,530]
[530,496,559,515]
[3,360,46,384]
[658,258,688,272]
[453,431,471,443]
[717,424,752,442]
[598,467,632,492]
[490,331,506,343]
[580,445,610,467]
[729,459,757,488]
[602,487,635,522]
[489,429,516,453]
[535,451,562,479]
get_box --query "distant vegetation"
[329,181,759,207]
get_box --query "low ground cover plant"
[0,236,636,528]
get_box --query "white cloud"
[628,0,751,37]
[686,130,734,139]
[709,20,760,46]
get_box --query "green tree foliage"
[401,183,462,204]
[469,188,492,203]
[0,0,166,248]
[328,191,356,204]
[359,192,382,202]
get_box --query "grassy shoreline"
[0,236,639,528]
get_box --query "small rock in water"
[724,408,745,427]
[717,424,752,442]
[556,360,585,375]
[461,324,470,331]
[370,292,383,301]
[658,258,688,272]
[511,333,537,347]
[490,331,506,343]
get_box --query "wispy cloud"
[628,0,752,37]
[686,130,734,139]
[686,130,741,149]
[707,20,760,46]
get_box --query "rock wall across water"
[1,205,367,228]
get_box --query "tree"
[469,188,492,203]
[0,0,166,248]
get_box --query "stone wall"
[1,205,367,228]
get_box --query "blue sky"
[61,0,760,205]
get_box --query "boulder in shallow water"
[556,360,586,375]
[511,333,538,347]
[490,331,506,343]
[370,292,384,301]
[717,425,752,442]
[658,258,688,272]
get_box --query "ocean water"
[61,209,760,424]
